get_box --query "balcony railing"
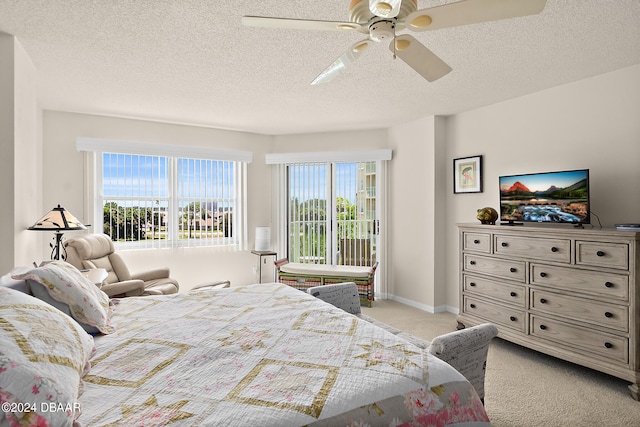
[288,219,375,266]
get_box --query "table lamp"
[28,204,87,260]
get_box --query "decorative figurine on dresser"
[457,223,640,400]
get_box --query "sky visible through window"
[103,154,235,206]
[103,155,360,207]
[288,163,359,203]
[103,154,168,198]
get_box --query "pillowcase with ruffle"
[13,261,115,334]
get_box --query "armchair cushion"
[107,252,133,281]
[100,279,145,297]
[132,267,171,282]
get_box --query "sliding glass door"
[287,161,378,267]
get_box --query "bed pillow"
[0,286,95,427]
[12,261,115,335]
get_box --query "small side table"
[82,268,108,287]
[251,250,277,283]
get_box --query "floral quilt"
[77,283,490,426]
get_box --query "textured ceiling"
[0,0,639,135]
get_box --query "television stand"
[499,221,523,226]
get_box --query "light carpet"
[362,299,640,427]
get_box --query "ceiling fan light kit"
[369,0,402,18]
[243,0,547,85]
[395,38,411,51]
[409,14,433,29]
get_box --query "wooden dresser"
[457,223,640,399]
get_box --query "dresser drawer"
[464,296,526,332]
[464,254,526,282]
[463,232,491,253]
[495,235,571,263]
[530,289,628,332]
[463,274,525,307]
[530,263,629,300]
[530,315,628,364]
[576,241,629,270]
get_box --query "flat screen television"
[499,169,590,226]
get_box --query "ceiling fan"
[242,0,547,85]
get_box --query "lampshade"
[28,205,87,231]
[28,205,87,261]
[369,0,401,18]
[255,226,271,251]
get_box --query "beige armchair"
[64,234,179,297]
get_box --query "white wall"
[42,111,274,290]
[272,129,388,152]
[387,117,441,311]
[444,64,640,309]
[0,33,41,273]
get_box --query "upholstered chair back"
[65,234,130,285]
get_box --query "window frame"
[78,137,252,251]
[267,148,391,296]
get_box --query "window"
[266,149,391,273]
[286,161,378,266]
[78,138,251,249]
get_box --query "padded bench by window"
[274,259,378,307]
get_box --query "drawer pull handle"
[540,298,547,304]
[510,267,517,273]
[501,242,508,247]
[540,272,547,278]
[510,292,517,297]
[551,246,558,252]
[470,304,476,309]
[604,342,613,349]
[604,282,614,288]
[469,282,476,287]
[510,316,517,322]
[469,261,476,265]
[473,239,480,244]
[539,324,547,330]
[604,312,613,318]
[596,250,606,257]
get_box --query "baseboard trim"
[385,294,459,315]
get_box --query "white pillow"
[13,261,115,334]
[0,287,95,427]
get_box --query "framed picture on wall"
[453,155,483,193]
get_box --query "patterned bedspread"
[78,283,491,426]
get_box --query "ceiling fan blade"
[389,35,452,82]
[311,40,371,85]
[405,0,547,32]
[242,16,365,32]
[369,0,402,18]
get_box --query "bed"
[1,261,491,427]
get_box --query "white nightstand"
[81,268,108,287]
